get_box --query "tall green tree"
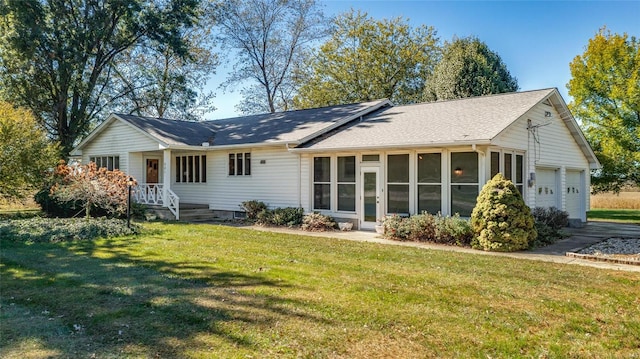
[423,36,518,101]
[568,28,640,192]
[215,0,328,114]
[0,0,200,156]
[0,102,59,201]
[293,10,439,108]
[112,7,219,121]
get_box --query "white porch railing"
[133,184,180,220]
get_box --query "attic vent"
[542,99,552,106]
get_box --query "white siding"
[207,147,302,211]
[81,119,159,175]
[495,101,590,220]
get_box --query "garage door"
[536,168,559,209]
[565,170,582,219]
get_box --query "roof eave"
[289,139,492,153]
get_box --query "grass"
[588,209,640,224]
[1,222,639,358]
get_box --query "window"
[451,152,478,217]
[229,152,251,176]
[175,155,206,183]
[387,154,409,214]
[90,156,120,171]
[313,157,331,210]
[337,156,356,211]
[362,154,380,162]
[417,153,441,214]
[490,151,524,195]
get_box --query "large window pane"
[387,154,409,183]
[490,152,500,178]
[417,153,441,183]
[228,154,235,176]
[451,152,478,183]
[337,184,356,211]
[418,185,441,214]
[451,185,478,217]
[504,153,512,180]
[245,153,251,175]
[516,155,523,183]
[338,156,355,182]
[314,157,330,182]
[313,184,330,210]
[387,184,409,214]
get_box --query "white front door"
[361,167,382,230]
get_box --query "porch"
[132,183,180,220]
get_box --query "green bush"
[531,207,569,247]
[383,212,473,246]
[241,200,268,220]
[0,217,140,243]
[256,207,304,227]
[471,173,537,252]
[302,212,337,231]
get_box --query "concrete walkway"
[248,221,640,273]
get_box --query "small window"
[228,152,251,176]
[90,155,120,171]
[175,155,206,183]
[362,154,380,162]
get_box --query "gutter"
[287,139,492,153]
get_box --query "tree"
[423,36,518,101]
[111,7,219,121]
[567,28,640,192]
[293,10,440,109]
[0,0,200,156]
[0,102,59,201]
[215,0,328,114]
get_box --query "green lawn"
[2,222,639,358]
[588,209,640,224]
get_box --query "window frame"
[228,152,251,176]
[416,152,442,214]
[450,151,479,217]
[89,155,120,171]
[489,150,525,195]
[175,154,207,184]
[386,153,410,215]
[337,155,356,212]
[312,156,331,211]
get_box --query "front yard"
[1,222,639,358]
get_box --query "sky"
[206,0,640,120]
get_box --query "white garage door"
[536,168,559,209]
[565,170,583,219]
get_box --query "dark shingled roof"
[115,99,389,147]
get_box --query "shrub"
[471,173,537,252]
[531,207,569,247]
[241,200,268,220]
[302,212,337,231]
[256,207,304,227]
[0,217,140,243]
[36,161,136,218]
[383,212,473,246]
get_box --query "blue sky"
[207,1,640,120]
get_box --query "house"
[71,88,600,228]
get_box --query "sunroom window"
[387,154,409,214]
[313,157,331,210]
[337,156,356,211]
[417,153,441,214]
[176,155,207,183]
[451,152,478,217]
